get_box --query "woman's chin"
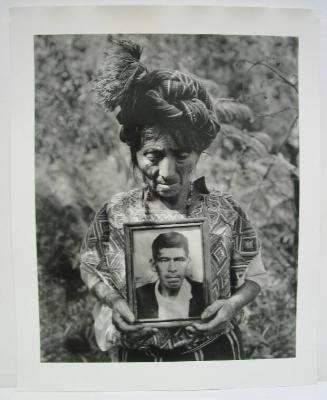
[157,191,179,199]
[155,184,180,198]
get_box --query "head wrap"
[95,39,220,152]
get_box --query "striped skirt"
[119,327,243,362]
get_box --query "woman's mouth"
[155,182,180,193]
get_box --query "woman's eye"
[145,152,161,162]
[176,152,190,160]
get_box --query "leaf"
[220,124,270,158]
[215,99,254,124]
[275,153,299,177]
[252,131,273,152]
[220,123,246,142]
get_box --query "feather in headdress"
[95,39,147,112]
[95,38,220,151]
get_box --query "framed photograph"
[124,219,211,327]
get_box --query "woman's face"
[136,128,200,200]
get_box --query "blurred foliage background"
[35,34,298,361]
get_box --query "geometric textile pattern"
[80,180,262,352]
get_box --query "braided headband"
[96,39,220,151]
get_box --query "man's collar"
[155,279,192,302]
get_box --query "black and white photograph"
[34,33,299,363]
[124,220,210,326]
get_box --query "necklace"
[144,182,194,218]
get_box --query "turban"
[95,39,220,152]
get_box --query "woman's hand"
[112,298,158,339]
[186,280,261,336]
[186,299,235,336]
[91,282,158,338]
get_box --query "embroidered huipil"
[80,179,267,352]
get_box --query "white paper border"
[10,5,319,391]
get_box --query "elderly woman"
[80,39,267,362]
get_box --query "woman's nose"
[158,156,176,180]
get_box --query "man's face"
[154,247,190,292]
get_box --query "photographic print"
[9,3,321,390]
[124,219,210,326]
[34,32,299,362]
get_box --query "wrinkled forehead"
[140,125,194,152]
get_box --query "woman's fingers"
[188,300,236,335]
[141,327,158,335]
[188,320,228,336]
[186,323,211,336]
[201,300,225,320]
[112,298,143,332]
[112,310,143,332]
[126,326,158,340]
[191,321,213,333]
[112,299,159,335]
[114,299,136,323]
[185,325,197,333]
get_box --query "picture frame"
[124,218,211,327]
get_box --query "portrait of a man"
[135,231,205,321]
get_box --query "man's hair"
[152,231,189,260]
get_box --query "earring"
[144,185,153,217]
[146,185,153,202]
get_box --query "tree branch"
[253,107,298,122]
[246,115,298,213]
[240,59,298,95]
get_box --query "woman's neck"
[158,183,192,213]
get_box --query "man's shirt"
[155,279,192,320]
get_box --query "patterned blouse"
[80,177,267,353]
